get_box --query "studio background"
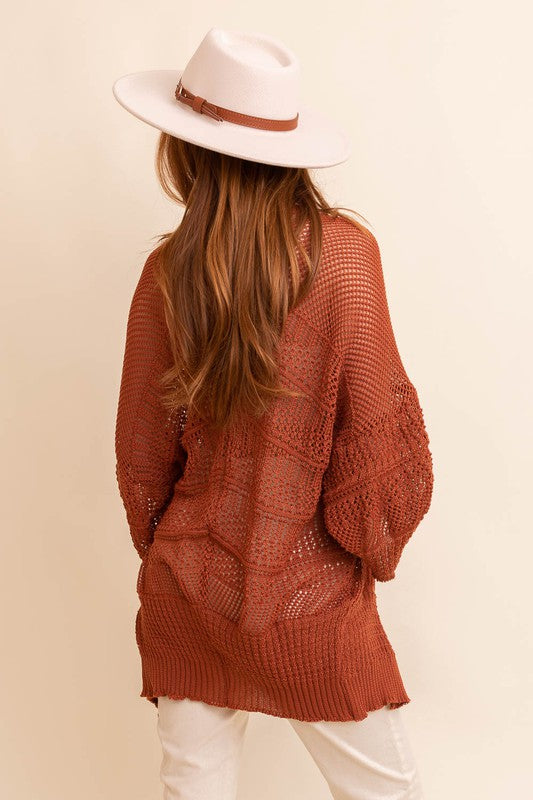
[2,3,531,798]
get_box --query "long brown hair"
[151,133,370,431]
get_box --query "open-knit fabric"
[114,210,434,722]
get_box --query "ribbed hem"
[134,588,411,723]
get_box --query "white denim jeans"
[156,696,424,800]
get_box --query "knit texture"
[115,211,434,722]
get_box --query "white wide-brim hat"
[112,27,351,169]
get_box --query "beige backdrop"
[2,3,531,798]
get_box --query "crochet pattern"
[115,211,434,722]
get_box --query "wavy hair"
[151,133,370,431]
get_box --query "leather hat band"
[174,79,299,131]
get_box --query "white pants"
[156,696,424,799]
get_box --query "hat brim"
[112,70,351,169]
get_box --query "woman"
[113,26,434,800]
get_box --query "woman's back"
[115,209,434,721]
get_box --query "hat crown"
[180,27,301,121]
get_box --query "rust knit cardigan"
[114,211,434,722]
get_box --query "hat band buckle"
[174,79,299,131]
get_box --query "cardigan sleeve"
[114,248,186,560]
[321,227,434,581]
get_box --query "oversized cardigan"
[114,210,434,722]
